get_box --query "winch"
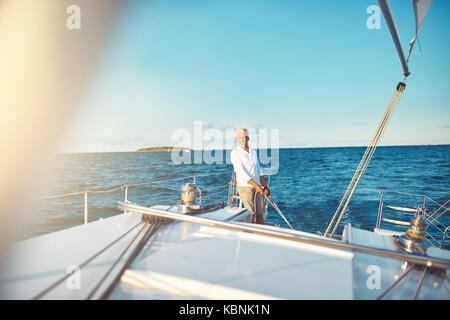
[178,182,201,214]
[395,207,427,254]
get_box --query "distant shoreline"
[136,146,191,152]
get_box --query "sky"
[60,0,450,153]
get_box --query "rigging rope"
[97,222,161,299]
[86,222,160,299]
[324,82,406,238]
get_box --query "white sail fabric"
[406,0,433,62]
[378,0,433,77]
[377,0,410,76]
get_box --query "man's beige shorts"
[237,186,265,216]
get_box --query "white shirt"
[230,146,262,188]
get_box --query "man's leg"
[237,187,257,223]
[254,191,265,225]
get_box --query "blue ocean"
[27,145,449,248]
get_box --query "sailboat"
[0,0,448,300]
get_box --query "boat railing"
[227,171,271,212]
[227,171,241,209]
[36,171,232,225]
[376,189,449,249]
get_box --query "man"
[230,128,270,225]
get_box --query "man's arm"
[247,177,269,196]
[259,175,270,196]
[260,175,268,189]
[247,179,263,194]
[255,153,269,195]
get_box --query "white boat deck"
[344,224,450,299]
[0,205,448,300]
[110,206,354,299]
[0,213,145,299]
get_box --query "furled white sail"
[377,0,410,77]
[406,0,433,62]
[377,0,433,77]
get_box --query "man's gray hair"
[236,128,248,137]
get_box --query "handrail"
[35,171,231,224]
[383,190,450,211]
[441,226,450,249]
[120,202,450,270]
[36,171,230,201]
[376,189,449,249]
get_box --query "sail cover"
[406,0,433,62]
[377,0,432,77]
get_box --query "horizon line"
[58,143,450,154]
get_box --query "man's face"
[236,132,249,148]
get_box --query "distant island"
[136,146,191,152]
